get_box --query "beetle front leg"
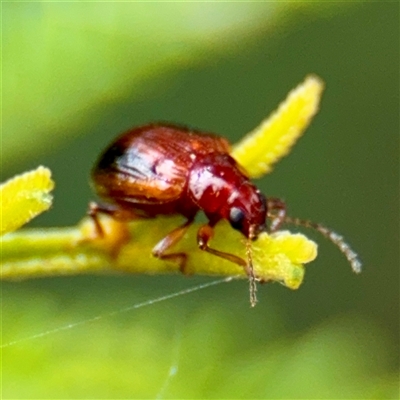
[197,224,254,276]
[152,218,194,274]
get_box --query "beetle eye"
[229,207,245,231]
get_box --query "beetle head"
[227,185,267,240]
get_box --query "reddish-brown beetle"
[89,123,286,276]
[89,123,362,281]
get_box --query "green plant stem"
[0,217,244,280]
[1,226,106,279]
[1,216,310,289]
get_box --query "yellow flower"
[0,166,54,236]
[232,75,324,178]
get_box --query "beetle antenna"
[246,238,258,307]
[284,217,362,273]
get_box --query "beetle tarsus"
[152,218,194,273]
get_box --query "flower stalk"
[1,215,317,288]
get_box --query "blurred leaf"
[2,292,396,398]
[3,2,282,168]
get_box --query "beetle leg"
[88,201,140,237]
[152,218,194,274]
[267,197,287,232]
[197,224,255,276]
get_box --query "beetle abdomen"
[92,124,231,207]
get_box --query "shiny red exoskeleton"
[90,123,285,273]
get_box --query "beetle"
[89,123,286,276]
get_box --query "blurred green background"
[2,3,399,399]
